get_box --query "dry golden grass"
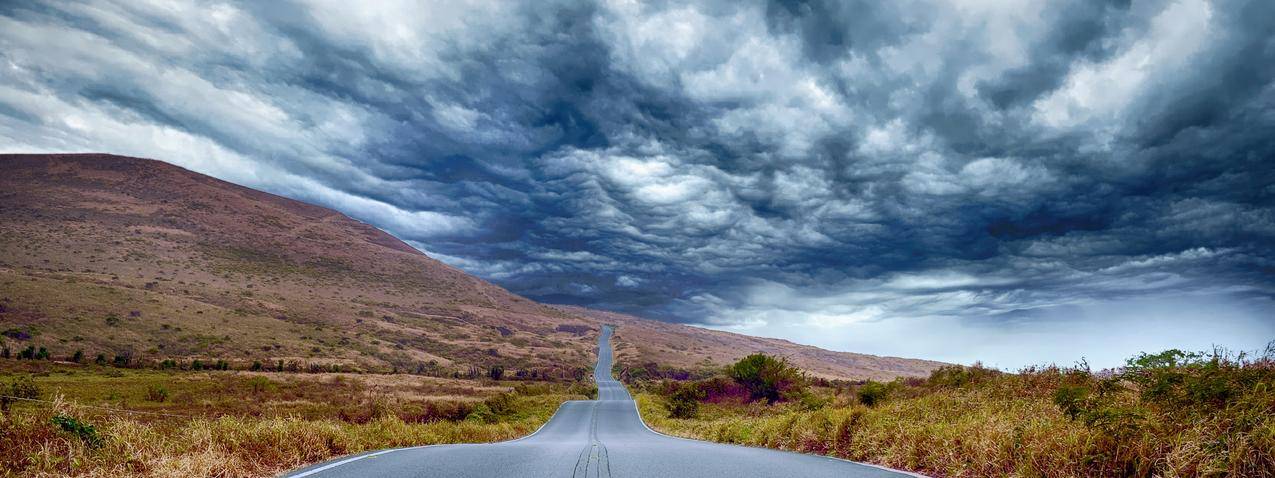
[3,397,562,478]
[1,362,591,477]
[636,352,1275,478]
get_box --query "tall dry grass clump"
[637,347,1275,478]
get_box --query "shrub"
[926,364,998,388]
[1,375,40,411]
[35,347,49,360]
[488,365,505,380]
[484,393,515,416]
[250,361,263,371]
[191,359,204,371]
[51,414,102,448]
[665,382,705,419]
[18,345,35,359]
[855,380,891,407]
[145,385,169,402]
[727,353,805,403]
[1052,384,1090,419]
[1119,348,1254,410]
[112,353,130,367]
[1,345,9,359]
[94,353,106,365]
[71,349,84,363]
[465,403,495,423]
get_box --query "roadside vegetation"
[0,359,595,477]
[631,346,1275,477]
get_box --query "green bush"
[727,353,805,403]
[1052,384,1090,419]
[856,380,891,407]
[464,403,495,423]
[1,375,41,411]
[51,414,103,448]
[926,364,999,388]
[666,382,705,419]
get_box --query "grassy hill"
[565,306,946,381]
[0,153,943,381]
[0,153,597,378]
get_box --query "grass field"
[0,360,593,477]
[633,348,1275,478]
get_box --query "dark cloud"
[1,0,1273,367]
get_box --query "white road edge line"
[286,448,408,478]
[627,399,933,478]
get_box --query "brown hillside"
[0,153,944,381]
[0,153,596,377]
[564,306,946,381]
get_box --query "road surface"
[285,326,916,478]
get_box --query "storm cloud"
[2,0,1272,368]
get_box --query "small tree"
[856,380,891,407]
[728,353,805,403]
[666,382,705,419]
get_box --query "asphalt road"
[284,326,917,478]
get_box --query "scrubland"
[0,360,593,477]
[634,348,1275,478]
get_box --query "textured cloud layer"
[3,0,1272,367]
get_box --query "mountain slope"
[0,153,943,380]
[0,153,598,377]
[564,306,946,381]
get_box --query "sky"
[1,0,1273,369]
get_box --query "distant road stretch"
[284,326,918,478]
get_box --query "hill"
[0,153,943,380]
[563,306,946,381]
